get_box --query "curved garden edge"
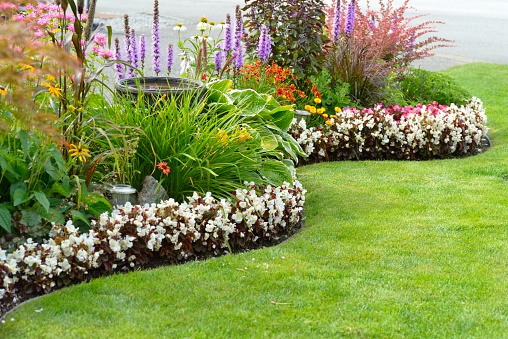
[0,96,490,319]
[0,179,306,318]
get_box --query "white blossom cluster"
[0,180,306,303]
[290,98,488,161]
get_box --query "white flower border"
[290,98,488,161]
[0,180,306,306]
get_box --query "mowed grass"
[1,63,508,338]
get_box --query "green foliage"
[309,69,355,110]
[0,130,111,241]
[243,0,329,78]
[102,82,303,202]
[401,68,471,105]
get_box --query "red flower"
[157,162,171,176]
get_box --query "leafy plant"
[0,129,111,243]
[401,68,471,105]
[101,83,303,202]
[243,0,330,79]
[325,0,452,106]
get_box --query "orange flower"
[157,162,171,176]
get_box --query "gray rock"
[138,176,168,206]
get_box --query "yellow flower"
[69,142,91,162]
[237,127,252,142]
[325,120,333,126]
[309,106,317,114]
[304,104,311,111]
[330,115,337,119]
[334,106,341,113]
[322,114,328,119]
[200,16,208,23]
[45,74,56,83]
[209,21,215,26]
[21,64,35,72]
[42,82,62,98]
[313,97,321,104]
[0,87,7,96]
[317,108,325,114]
[217,129,229,145]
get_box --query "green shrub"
[401,68,471,105]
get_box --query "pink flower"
[92,45,100,53]
[93,33,107,47]
[98,49,114,59]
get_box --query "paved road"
[94,0,508,72]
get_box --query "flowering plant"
[290,98,488,162]
[325,0,452,106]
[0,179,306,316]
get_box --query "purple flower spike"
[152,0,161,75]
[233,5,244,70]
[167,44,174,75]
[123,14,132,65]
[332,0,342,42]
[214,44,223,73]
[127,29,138,77]
[258,25,271,63]
[223,13,232,54]
[345,0,356,37]
[114,37,125,81]
[139,34,146,71]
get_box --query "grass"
[1,63,508,338]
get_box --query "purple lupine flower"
[123,14,132,65]
[344,0,356,37]
[114,37,125,81]
[331,0,342,42]
[152,0,161,75]
[167,43,174,75]
[139,34,146,71]
[223,13,232,54]
[233,5,243,70]
[258,25,271,63]
[214,44,223,73]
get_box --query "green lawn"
[1,63,508,338]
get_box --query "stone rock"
[137,175,168,206]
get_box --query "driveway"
[94,0,508,72]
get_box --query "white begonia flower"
[109,239,121,252]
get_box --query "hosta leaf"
[258,159,293,187]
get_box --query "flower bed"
[0,180,306,316]
[290,98,488,163]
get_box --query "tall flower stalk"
[152,0,161,75]
[129,29,139,73]
[114,37,125,80]
[332,0,342,42]
[139,34,147,71]
[233,5,243,70]
[123,14,131,65]
[166,44,174,75]
[344,0,356,37]
[258,25,271,63]
[223,13,232,54]
[214,44,223,73]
